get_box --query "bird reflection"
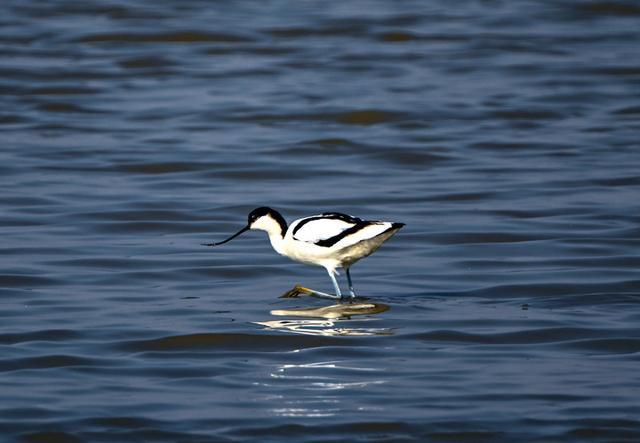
[254,319,393,336]
[253,306,392,419]
[258,360,388,418]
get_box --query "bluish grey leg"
[282,285,339,300]
[327,269,343,299]
[346,268,356,298]
[284,269,344,300]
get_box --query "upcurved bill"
[202,225,249,246]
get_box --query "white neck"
[250,215,287,256]
[266,231,286,256]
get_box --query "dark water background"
[2,1,640,441]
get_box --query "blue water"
[1,1,640,441]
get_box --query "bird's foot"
[280,285,309,298]
[279,285,342,300]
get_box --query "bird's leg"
[327,268,343,299]
[308,289,341,300]
[278,269,345,301]
[280,285,340,299]
[345,268,356,298]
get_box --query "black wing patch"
[321,212,362,224]
[292,212,361,237]
[314,220,372,247]
[318,221,405,248]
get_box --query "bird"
[202,207,404,300]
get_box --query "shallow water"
[2,0,640,441]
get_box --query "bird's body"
[204,207,404,300]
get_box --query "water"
[2,0,640,441]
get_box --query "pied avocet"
[203,207,404,300]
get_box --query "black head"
[248,207,287,237]
[248,207,276,225]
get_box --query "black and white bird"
[203,207,404,300]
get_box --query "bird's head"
[202,207,287,247]
[247,207,286,235]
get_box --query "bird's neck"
[254,212,288,256]
[267,230,286,255]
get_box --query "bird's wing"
[292,216,357,245]
[292,213,399,248]
[327,222,397,249]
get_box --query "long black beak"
[202,225,250,247]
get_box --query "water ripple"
[118,333,351,353]
[2,0,640,441]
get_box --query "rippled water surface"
[2,1,640,441]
